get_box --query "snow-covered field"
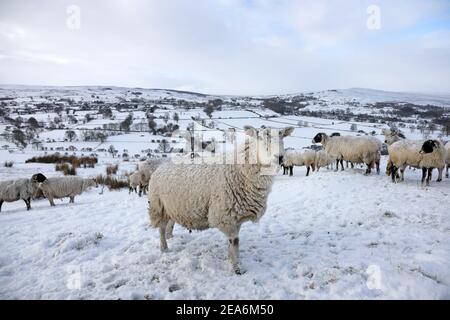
[0,156,449,299]
[1,85,449,300]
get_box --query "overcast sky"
[0,0,449,95]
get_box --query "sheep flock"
[1,125,449,274]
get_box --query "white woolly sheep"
[148,126,294,274]
[345,136,381,174]
[387,139,446,185]
[314,150,336,171]
[33,175,98,206]
[0,178,39,212]
[312,133,381,174]
[138,158,166,197]
[384,130,446,182]
[128,171,141,194]
[282,149,316,176]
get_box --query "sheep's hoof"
[234,268,244,275]
[436,179,442,182]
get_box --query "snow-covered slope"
[1,85,450,107]
[0,157,449,299]
[313,88,450,108]
[0,84,449,300]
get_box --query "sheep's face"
[420,140,439,154]
[31,173,47,183]
[383,130,405,145]
[384,133,402,145]
[312,132,326,144]
[244,126,294,167]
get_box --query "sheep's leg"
[159,221,169,252]
[391,166,398,183]
[426,168,433,186]
[350,162,354,169]
[311,163,316,172]
[0,200,3,212]
[24,198,31,211]
[365,164,371,175]
[400,166,405,181]
[69,196,75,203]
[165,220,175,239]
[138,185,143,197]
[335,159,339,172]
[421,167,427,185]
[376,161,380,175]
[306,166,310,176]
[228,236,241,275]
[340,159,344,171]
[289,166,293,176]
[446,164,449,178]
[48,196,55,206]
[436,168,443,182]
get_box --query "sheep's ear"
[281,126,295,137]
[244,125,257,137]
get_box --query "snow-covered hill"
[0,84,449,300]
[312,88,450,108]
[1,85,450,107]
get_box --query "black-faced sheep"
[148,126,294,274]
[312,133,380,175]
[31,175,98,206]
[0,178,40,212]
[387,139,446,185]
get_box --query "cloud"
[0,0,449,94]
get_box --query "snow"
[1,84,449,299]
[314,88,450,108]
[0,156,449,299]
